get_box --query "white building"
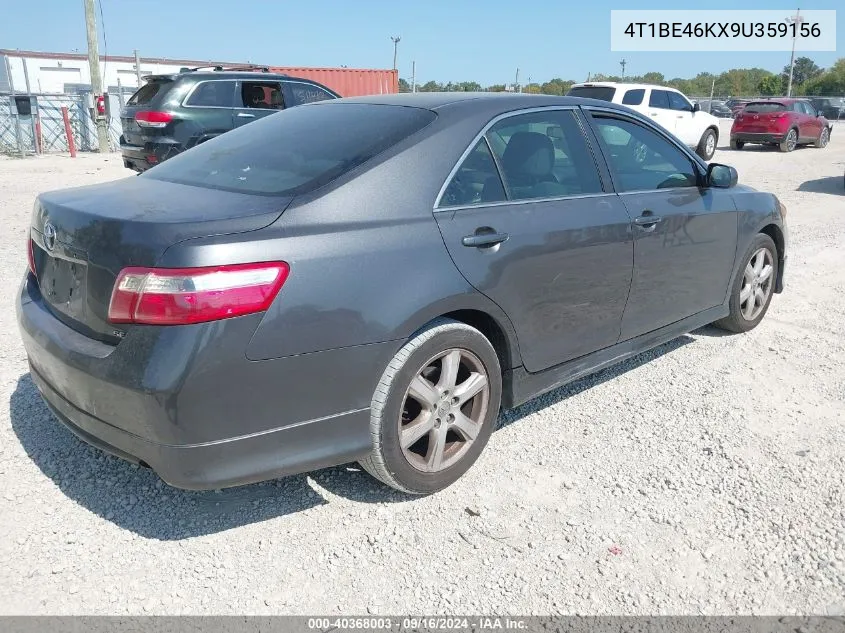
[0,49,253,95]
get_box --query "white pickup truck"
[567,82,721,160]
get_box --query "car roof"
[746,98,806,104]
[570,82,678,92]
[326,91,632,112]
[145,70,320,82]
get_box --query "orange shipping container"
[269,67,398,97]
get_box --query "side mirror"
[692,102,701,113]
[707,163,737,188]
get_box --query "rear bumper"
[120,139,182,172]
[731,131,787,144]
[30,364,371,490]
[17,275,396,489]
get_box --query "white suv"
[567,82,720,160]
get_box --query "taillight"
[27,232,35,276]
[135,111,173,128]
[108,262,289,325]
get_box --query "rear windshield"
[744,102,787,113]
[127,81,167,106]
[566,86,616,101]
[143,103,436,195]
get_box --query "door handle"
[462,232,509,248]
[634,213,663,227]
[237,113,256,118]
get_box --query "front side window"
[241,81,284,110]
[648,90,670,109]
[591,115,698,192]
[287,82,336,106]
[144,103,436,196]
[440,140,505,207]
[667,91,692,111]
[485,110,603,201]
[185,81,235,107]
[622,89,645,105]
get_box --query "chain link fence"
[0,92,124,156]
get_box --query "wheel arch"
[440,309,518,372]
[759,223,786,293]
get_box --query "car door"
[667,90,698,146]
[180,79,237,146]
[434,108,634,373]
[233,80,285,128]
[585,109,738,341]
[645,89,677,137]
[799,101,823,140]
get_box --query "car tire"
[713,233,778,333]
[779,128,798,152]
[360,318,502,495]
[813,126,830,148]
[696,129,717,160]
[730,139,744,150]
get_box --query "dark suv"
[120,67,340,172]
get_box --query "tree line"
[398,57,845,97]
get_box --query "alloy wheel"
[399,348,490,473]
[705,133,716,157]
[740,248,774,321]
[786,130,797,151]
[820,128,829,147]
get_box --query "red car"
[730,99,832,152]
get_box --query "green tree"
[539,78,573,95]
[398,78,411,93]
[758,75,783,95]
[641,72,665,84]
[418,80,442,92]
[487,84,507,92]
[782,56,822,90]
[802,58,845,95]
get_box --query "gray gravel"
[1,122,844,615]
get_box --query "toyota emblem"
[43,221,57,251]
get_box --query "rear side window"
[744,102,786,113]
[185,81,235,107]
[622,89,644,105]
[648,90,671,109]
[287,82,336,105]
[127,81,166,106]
[566,86,616,101]
[440,140,505,207]
[143,103,436,195]
[241,81,285,110]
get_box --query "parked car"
[697,99,733,118]
[726,99,752,117]
[19,93,788,494]
[119,67,340,172]
[730,98,832,152]
[809,97,845,120]
[566,82,721,160]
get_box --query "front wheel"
[696,129,717,160]
[814,126,830,148]
[360,318,502,495]
[779,129,798,152]
[713,233,778,333]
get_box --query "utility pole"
[390,36,401,71]
[620,58,627,80]
[134,49,142,86]
[84,0,109,153]
[411,60,416,93]
[514,68,520,93]
[786,8,804,97]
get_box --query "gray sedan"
[17,93,788,494]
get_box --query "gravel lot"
[1,120,843,615]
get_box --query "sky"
[0,0,842,86]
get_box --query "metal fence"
[0,92,124,155]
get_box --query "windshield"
[143,103,436,195]
[744,103,787,113]
[566,86,616,101]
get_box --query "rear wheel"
[779,129,798,152]
[814,126,830,148]
[696,129,717,160]
[713,233,778,333]
[730,138,744,150]
[360,318,502,495]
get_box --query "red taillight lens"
[135,111,173,128]
[27,232,35,276]
[108,262,289,325]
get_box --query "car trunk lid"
[30,176,292,343]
